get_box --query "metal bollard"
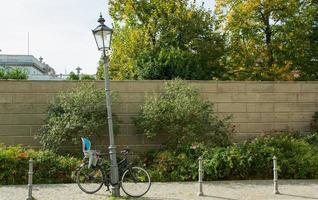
[273,156,280,194]
[198,156,204,196]
[26,158,33,200]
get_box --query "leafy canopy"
[0,68,28,80]
[101,0,225,80]
[215,0,318,80]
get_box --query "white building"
[0,54,57,80]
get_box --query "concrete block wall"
[205,82,318,141]
[0,80,317,151]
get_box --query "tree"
[107,0,225,80]
[67,71,79,80]
[215,0,318,80]
[96,58,104,80]
[68,71,96,81]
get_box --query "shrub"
[289,131,318,146]
[0,69,5,78]
[67,72,95,81]
[8,68,28,79]
[143,145,203,181]
[135,79,232,148]
[0,68,28,79]
[81,74,95,80]
[38,83,113,152]
[0,144,80,185]
[310,112,318,132]
[144,134,318,181]
[67,71,79,80]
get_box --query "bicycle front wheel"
[121,166,151,197]
[76,164,104,194]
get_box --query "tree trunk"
[264,13,274,67]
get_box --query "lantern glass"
[92,14,113,51]
[93,28,112,50]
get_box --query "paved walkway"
[1,180,318,200]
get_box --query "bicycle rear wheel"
[121,166,151,197]
[76,163,104,194]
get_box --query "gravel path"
[1,180,318,200]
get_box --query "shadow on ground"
[279,193,318,200]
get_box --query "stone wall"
[0,80,317,151]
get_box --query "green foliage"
[38,83,110,152]
[215,0,318,80]
[311,112,318,132]
[0,144,80,185]
[143,145,203,181]
[0,68,28,80]
[67,71,79,80]
[96,58,105,80]
[135,79,232,148]
[80,74,95,81]
[0,69,5,78]
[136,46,224,80]
[144,134,318,182]
[68,71,96,81]
[108,0,225,80]
[101,0,317,80]
[297,132,318,146]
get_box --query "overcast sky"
[0,0,215,74]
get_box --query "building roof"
[0,54,55,74]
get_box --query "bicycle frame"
[94,152,131,188]
[76,148,151,197]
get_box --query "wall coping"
[1,80,318,84]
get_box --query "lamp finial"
[98,13,105,25]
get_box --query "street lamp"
[75,66,82,79]
[92,13,120,197]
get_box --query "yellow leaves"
[238,0,259,13]
[267,62,295,81]
[187,10,193,18]
[227,13,234,24]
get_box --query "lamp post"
[92,13,120,197]
[75,66,82,78]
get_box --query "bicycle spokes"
[121,167,151,197]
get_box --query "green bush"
[67,72,95,81]
[135,79,232,148]
[67,72,96,81]
[81,74,96,80]
[144,134,318,181]
[143,145,203,181]
[0,145,80,185]
[311,112,318,132]
[67,71,79,80]
[38,83,112,152]
[0,68,28,80]
[0,69,5,78]
[288,131,318,146]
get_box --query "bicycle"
[75,138,151,198]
